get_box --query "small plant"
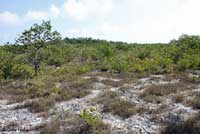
[79,107,99,126]
[1,62,13,79]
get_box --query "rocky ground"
[0,71,199,134]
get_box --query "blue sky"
[1,0,200,44]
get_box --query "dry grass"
[95,91,137,119]
[161,113,200,134]
[139,82,193,104]
[142,95,163,104]
[0,70,135,112]
[186,95,200,109]
[40,115,111,134]
[172,94,185,103]
[139,81,195,105]
[165,72,200,84]
[0,69,92,113]
[140,84,177,97]
[24,97,56,113]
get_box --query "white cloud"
[0,6,59,26]
[63,0,113,21]
[63,0,88,20]
[0,11,20,25]
[2,0,200,43]
[64,0,200,43]
[50,4,60,18]
[24,11,49,21]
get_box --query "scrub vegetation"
[1,21,200,134]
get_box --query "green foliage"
[0,50,33,79]
[104,56,129,73]
[16,20,61,47]
[79,108,99,126]
[177,53,200,70]
[95,91,137,118]
[1,62,13,80]
[97,44,113,58]
[10,64,33,79]
[15,20,61,75]
[52,64,93,76]
[26,96,56,113]
[175,34,200,49]
[1,29,200,80]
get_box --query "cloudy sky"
[0,0,200,44]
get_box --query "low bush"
[141,95,163,104]
[172,94,185,103]
[162,113,200,134]
[187,94,200,109]
[96,91,137,118]
[26,96,56,113]
[140,83,190,98]
[79,108,99,126]
[103,56,129,73]
[11,64,33,79]
[40,113,111,134]
[51,64,93,76]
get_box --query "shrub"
[0,62,33,80]
[97,44,113,58]
[104,56,129,73]
[41,113,111,134]
[187,95,200,109]
[47,57,64,67]
[79,108,99,126]
[173,94,185,103]
[177,53,200,70]
[131,58,159,73]
[140,82,190,99]
[141,95,163,104]
[96,91,137,118]
[11,64,33,79]
[25,97,55,113]
[0,61,13,79]
[162,113,200,134]
[52,64,93,76]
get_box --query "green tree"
[16,20,61,75]
[174,34,200,49]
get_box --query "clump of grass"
[25,96,56,113]
[0,74,91,112]
[139,82,192,103]
[40,114,111,134]
[172,94,185,103]
[51,64,93,76]
[140,82,191,102]
[161,113,200,134]
[142,95,163,104]
[101,79,122,87]
[54,87,89,102]
[40,118,61,134]
[24,85,90,113]
[186,93,200,109]
[96,91,137,119]
[140,84,177,97]
[104,99,137,118]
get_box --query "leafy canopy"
[16,20,61,49]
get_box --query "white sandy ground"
[0,74,199,134]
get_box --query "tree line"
[0,21,200,80]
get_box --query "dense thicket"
[0,22,200,80]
